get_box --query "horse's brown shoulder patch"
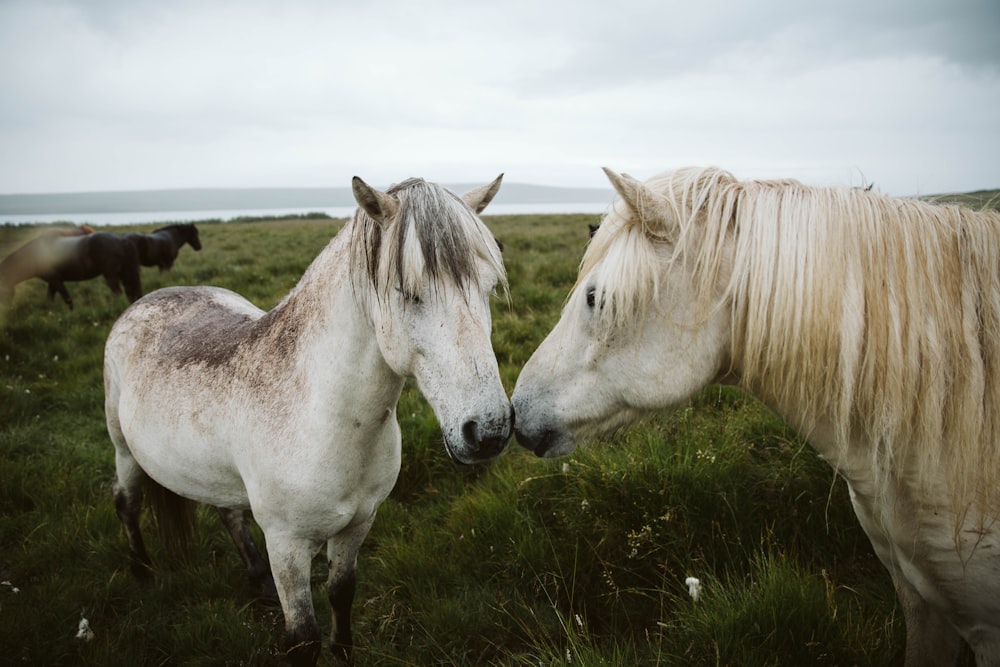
[141,288,261,369]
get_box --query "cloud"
[0,0,997,195]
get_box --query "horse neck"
[0,240,45,285]
[260,228,404,410]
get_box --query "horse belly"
[106,286,267,508]
[49,236,99,280]
[118,388,252,507]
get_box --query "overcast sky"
[1,0,997,196]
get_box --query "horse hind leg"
[111,452,153,581]
[216,507,277,600]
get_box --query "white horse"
[512,166,1000,666]
[104,175,512,665]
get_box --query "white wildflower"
[76,617,94,642]
[685,576,702,602]
[561,462,570,473]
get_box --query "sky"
[0,0,998,197]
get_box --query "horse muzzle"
[510,390,579,458]
[446,404,514,464]
[513,423,577,458]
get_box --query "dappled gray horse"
[105,176,512,665]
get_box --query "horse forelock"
[577,167,739,335]
[351,179,507,302]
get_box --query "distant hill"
[0,183,614,216]
[3,184,995,217]
[922,189,1000,212]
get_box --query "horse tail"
[144,478,198,564]
[121,239,143,302]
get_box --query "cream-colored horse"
[512,166,1000,666]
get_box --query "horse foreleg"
[103,273,123,297]
[216,507,277,599]
[325,516,375,665]
[893,571,963,666]
[266,534,323,667]
[120,257,143,302]
[47,281,73,309]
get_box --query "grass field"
[0,208,931,665]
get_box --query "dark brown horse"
[0,230,142,309]
[125,224,201,271]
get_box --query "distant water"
[0,202,610,226]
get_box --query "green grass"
[1,213,905,665]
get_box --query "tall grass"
[1,214,903,665]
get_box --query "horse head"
[183,224,202,251]
[351,175,512,464]
[512,167,735,457]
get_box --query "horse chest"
[846,477,1000,624]
[244,419,403,535]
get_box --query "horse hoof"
[329,640,353,666]
[285,639,321,667]
[130,561,154,584]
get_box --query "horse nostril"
[462,419,479,445]
[461,416,512,458]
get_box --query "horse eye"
[395,286,422,305]
[585,286,597,309]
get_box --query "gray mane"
[353,178,497,299]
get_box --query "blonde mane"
[588,166,1000,526]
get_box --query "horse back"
[123,233,154,265]
[108,286,264,374]
[47,232,132,281]
[105,286,268,509]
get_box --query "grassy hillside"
[1,212,908,665]
[924,188,1000,211]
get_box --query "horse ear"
[602,167,671,238]
[352,176,399,225]
[462,174,504,214]
[603,167,659,214]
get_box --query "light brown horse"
[0,227,141,309]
